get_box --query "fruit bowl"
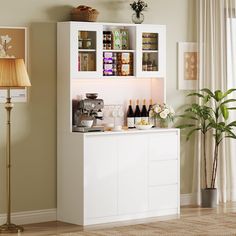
[135,124,153,130]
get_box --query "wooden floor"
[1,203,236,235]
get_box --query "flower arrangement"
[130,0,148,18]
[0,35,14,58]
[150,103,175,124]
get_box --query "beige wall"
[0,0,196,213]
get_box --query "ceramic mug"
[81,120,93,127]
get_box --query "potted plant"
[150,103,175,128]
[130,0,148,24]
[177,88,236,207]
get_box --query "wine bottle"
[141,99,149,123]
[127,100,135,129]
[142,54,148,71]
[134,99,142,125]
[147,54,153,71]
[152,60,157,71]
[148,99,154,127]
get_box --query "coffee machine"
[72,94,104,132]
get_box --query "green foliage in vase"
[130,0,148,17]
[177,88,236,189]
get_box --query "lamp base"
[0,223,24,233]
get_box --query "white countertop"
[72,128,179,136]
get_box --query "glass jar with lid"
[82,38,92,49]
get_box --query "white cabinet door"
[136,25,166,78]
[149,160,178,186]
[70,22,103,79]
[117,134,148,215]
[84,136,117,219]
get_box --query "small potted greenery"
[177,88,236,207]
[130,0,148,24]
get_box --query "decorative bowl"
[135,124,153,130]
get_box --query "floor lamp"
[0,58,31,233]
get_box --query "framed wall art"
[178,42,198,90]
[0,27,28,102]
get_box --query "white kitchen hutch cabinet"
[57,21,180,226]
[58,21,166,79]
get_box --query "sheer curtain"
[193,0,236,204]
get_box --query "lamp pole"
[0,89,24,233]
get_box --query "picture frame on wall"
[0,26,28,102]
[178,42,198,90]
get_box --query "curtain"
[194,0,236,204]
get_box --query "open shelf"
[102,76,136,79]
[79,49,96,52]
[103,49,135,53]
[142,50,158,53]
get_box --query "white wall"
[0,0,196,213]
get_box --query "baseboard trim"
[181,193,197,206]
[0,208,57,225]
[0,196,194,225]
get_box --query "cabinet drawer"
[149,132,178,160]
[149,185,178,211]
[149,160,178,186]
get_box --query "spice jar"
[80,31,88,39]
[106,31,112,41]
[78,39,83,49]
[82,38,92,49]
[106,41,112,50]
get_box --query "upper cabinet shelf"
[58,22,166,79]
[103,49,135,52]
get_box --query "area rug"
[56,212,236,236]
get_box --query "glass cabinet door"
[78,31,97,72]
[136,25,166,78]
[70,23,103,78]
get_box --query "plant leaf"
[220,105,229,120]
[186,128,201,141]
[226,129,236,137]
[228,121,236,127]
[203,95,211,104]
[201,88,214,97]
[214,90,223,101]
[225,135,236,140]
[187,93,204,98]
[221,99,236,105]
[222,88,236,99]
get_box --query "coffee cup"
[81,120,93,127]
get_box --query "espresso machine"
[72,93,105,132]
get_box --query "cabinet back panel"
[71,78,164,107]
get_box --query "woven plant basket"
[71,5,99,22]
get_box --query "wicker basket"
[71,5,99,22]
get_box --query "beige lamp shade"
[0,58,31,89]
